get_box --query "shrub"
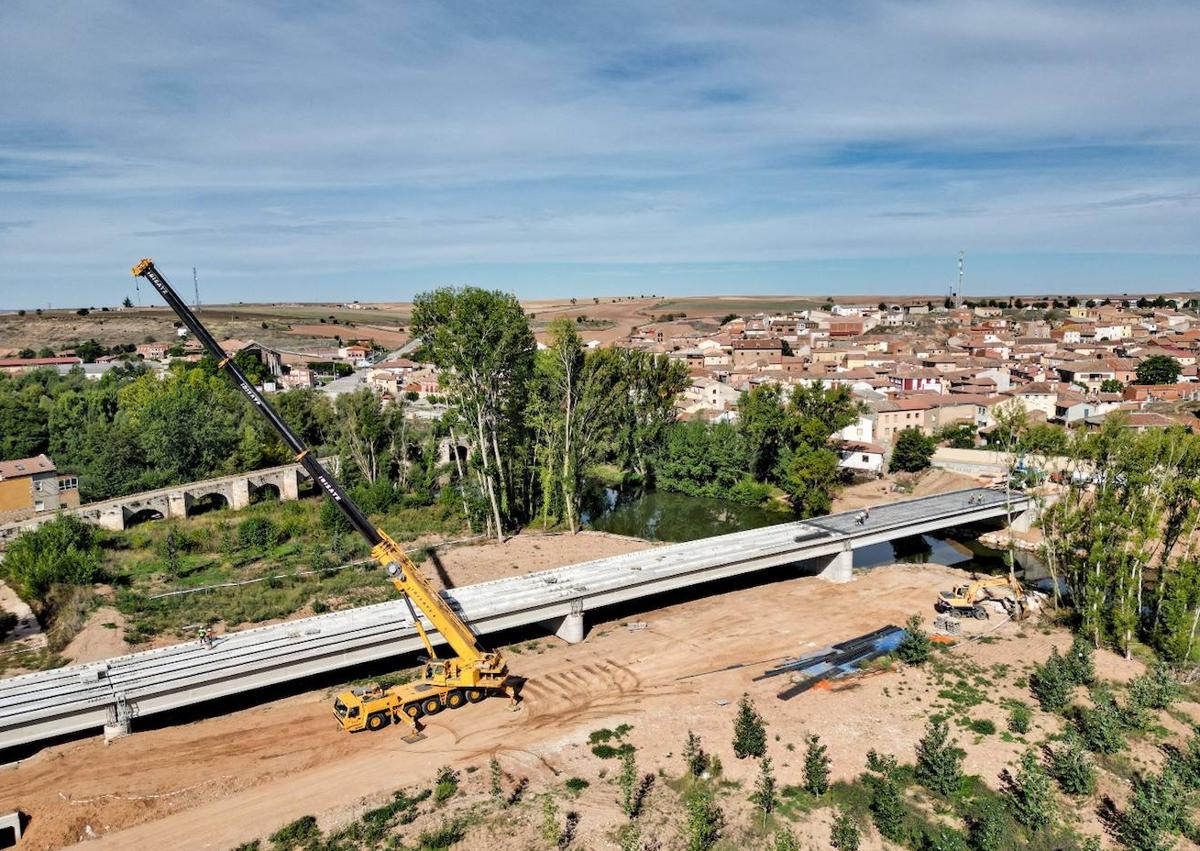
[540,796,561,845]
[618,749,638,816]
[866,751,906,842]
[1077,687,1126,755]
[803,734,831,795]
[966,799,1007,851]
[967,718,996,735]
[684,784,724,851]
[564,776,589,794]
[683,730,707,777]
[3,515,104,607]
[1006,701,1032,734]
[268,814,319,848]
[238,516,282,550]
[923,828,969,851]
[433,765,459,804]
[916,717,963,797]
[1122,771,1180,851]
[897,614,932,665]
[1008,749,1054,833]
[1030,648,1073,713]
[733,693,766,759]
[1061,635,1096,686]
[830,808,861,850]
[1050,732,1096,796]
[1128,663,1181,713]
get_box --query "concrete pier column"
[543,609,586,644]
[816,547,854,583]
[229,480,251,510]
[280,470,300,501]
[1008,505,1037,533]
[104,697,131,743]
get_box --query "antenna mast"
[193,267,201,310]
[956,251,965,308]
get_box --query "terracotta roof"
[0,357,82,367]
[0,453,55,479]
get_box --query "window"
[34,500,45,512]
[861,454,870,462]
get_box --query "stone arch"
[250,481,281,504]
[125,507,165,527]
[187,492,229,517]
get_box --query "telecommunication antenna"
[193,267,201,309]
[956,251,965,308]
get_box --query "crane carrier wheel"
[445,690,467,710]
[367,712,390,731]
[465,688,486,703]
[402,702,423,720]
[421,696,445,716]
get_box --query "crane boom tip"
[131,258,154,277]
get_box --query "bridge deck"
[0,487,1031,751]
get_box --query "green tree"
[683,730,707,777]
[1100,378,1124,393]
[1008,749,1054,833]
[489,756,502,801]
[752,755,777,816]
[656,421,753,500]
[412,286,535,539]
[866,751,906,843]
[613,349,688,482]
[1077,687,1126,754]
[1006,701,1031,734]
[122,296,134,308]
[618,747,637,817]
[738,384,789,479]
[966,799,1007,851]
[1121,771,1178,851]
[773,829,800,851]
[897,614,932,665]
[3,515,103,607]
[830,809,861,851]
[1050,732,1096,796]
[1135,355,1182,385]
[733,693,767,759]
[541,795,562,845]
[1128,663,1181,712]
[1030,648,1073,713]
[891,427,937,472]
[803,734,831,795]
[1060,635,1096,686]
[684,784,724,851]
[915,717,963,796]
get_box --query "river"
[583,486,1047,580]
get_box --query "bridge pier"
[814,546,854,583]
[230,480,251,510]
[280,470,300,501]
[103,695,131,743]
[1008,505,1037,533]
[167,491,190,519]
[98,507,127,531]
[542,606,586,644]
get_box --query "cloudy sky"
[2,1,1198,306]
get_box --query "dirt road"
[2,561,1149,851]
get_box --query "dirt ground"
[2,560,1186,851]
[60,606,127,664]
[832,468,982,512]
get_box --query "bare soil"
[2,560,1187,851]
[832,468,983,512]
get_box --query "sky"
[1,0,1198,307]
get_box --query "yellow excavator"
[132,259,520,739]
[935,574,1027,620]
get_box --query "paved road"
[0,487,1030,752]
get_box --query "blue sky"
[1,0,1198,306]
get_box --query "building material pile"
[756,624,905,700]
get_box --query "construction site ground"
[3,559,1189,851]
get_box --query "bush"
[238,516,283,550]
[1060,635,1096,686]
[966,799,1007,851]
[564,776,589,793]
[1077,687,1126,755]
[916,717,963,796]
[1006,701,1032,734]
[733,693,767,758]
[1128,663,1181,713]
[897,614,932,665]
[1122,771,1180,851]
[1008,749,1054,833]
[684,784,724,851]
[830,808,861,850]
[3,515,104,606]
[866,751,907,843]
[1051,732,1096,796]
[967,718,996,735]
[268,814,319,848]
[433,765,459,804]
[1030,648,1074,713]
[727,475,773,506]
[803,734,831,795]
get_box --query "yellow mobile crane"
[132,259,520,738]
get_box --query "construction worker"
[863,506,870,522]
[198,626,212,649]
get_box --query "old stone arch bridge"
[0,458,339,544]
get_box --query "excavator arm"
[131,259,502,676]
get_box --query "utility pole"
[193,267,201,310]
[955,251,965,309]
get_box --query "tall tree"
[614,349,688,482]
[412,287,535,540]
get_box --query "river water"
[583,487,1047,579]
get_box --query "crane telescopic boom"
[131,259,517,736]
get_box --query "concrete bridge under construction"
[0,487,1034,752]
